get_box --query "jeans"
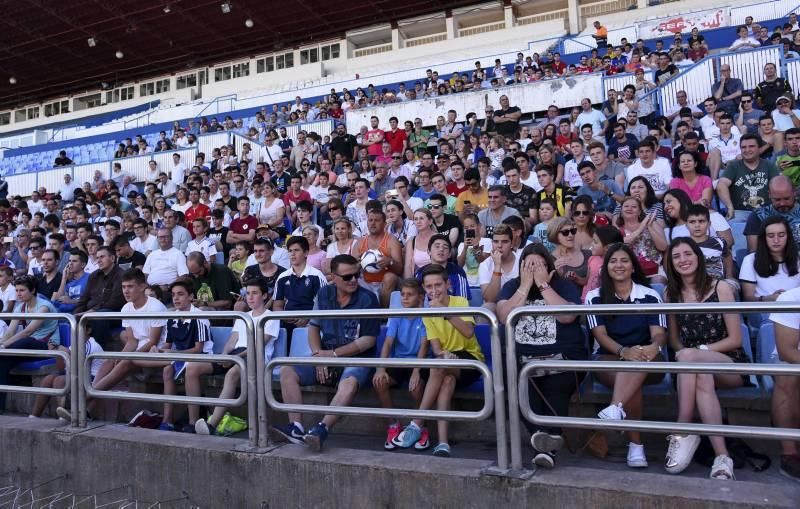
[0,337,48,411]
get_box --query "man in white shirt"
[771,94,800,132]
[260,136,283,167]
[26,191,46,215]
[625,137,673,198]
[142,228,189,289]
[729,25,761,52]
[171,153,187,186]
[130,219,158,256]
[478,225,519,313]
[58,268,167,421]
[174,129,190,148]
[164,211,191,252]
[576,98,608,137]
[157,173,177,198]
[60,174,78,203]
[707,114,743,180]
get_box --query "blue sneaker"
[391,422,421,449]
[158,422,175,432]
[433,443,451,457]
[304,422,329,452]
[271,423,305,445]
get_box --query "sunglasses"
[343,163,351,167]
[336,271,361,281]
[741,99,752,103]
[392,156,402,159]
[559,228,578,236]
[573,210,592,217]
[427,204,442,210]
[328,206,340,211]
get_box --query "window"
[300,48,319,65]
[276,52,294,70]
[232,62,249,78]
[44,100,69,117]
[140,82,155,97]
[177,73,197,90]
[107,86,134,103]
[0,112,10,126]
[214,66,232,82]
[257,56,275,73]
[27,107,40,120]
[156,79,170,94]
[321,43,340,61]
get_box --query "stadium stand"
[4,1,800,504]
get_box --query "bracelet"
[492,271,502,276]
[616,345,626,358]
[332,349,338,357]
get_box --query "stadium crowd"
[3,12,800,483]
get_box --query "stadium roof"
[0,0,484,110]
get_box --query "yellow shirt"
[455,189,488,214]
[422,296,484,362]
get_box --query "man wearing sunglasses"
[274,254,380,452]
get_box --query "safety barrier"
[0,313,76,406]
[785,58,800,96]
[601,70,656,96]
[505,301,800,471]
[254,308,509,470]
[76,311,257,446]
[719,45,782,91]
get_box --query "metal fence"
[0,313,76,402]
[254,307,508,469]
[505,301,800,471]
[76,311,257,445]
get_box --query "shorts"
[293,364,373,388]
[452,350,483,389]
[385,367,429,385]
[593,353,665,385]
[212,346,246,375]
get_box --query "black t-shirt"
[505,185,536,218]
[329,134,358,160]
[434,213,463,245]
[36,272,62,300]
[499,277,587,360]
[654,65,679,85]
[208,226,229,261]
[242,264,287,301]
[494,106,522,137]
[118,251,146,271]
[220,195,237,212]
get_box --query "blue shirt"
[56,272,89,313]
[415,262,471,299]
[310,285,380,354]
[412,187,436,200]
[273,265,327,311]
[385,316,425,358]
[13,297,60,345]
[576,176,623,213]
[585,283,666,354]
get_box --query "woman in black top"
[497,243,587,469]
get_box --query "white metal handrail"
[0,349,70,397]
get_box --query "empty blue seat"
[14,322,72,371]
[389,291,402,309]
[289,327,311,357]
[271,328,288,380]
[464,323,493,393]
[210,326,232,354]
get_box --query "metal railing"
[76,311,257,445]
[505,301,800,471]
[254,308,508,470]
[0,313,76,404]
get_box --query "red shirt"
[384,128,407,155]
[328,108,343,119]
[184,203,210,225]
[366,129,385,157]
[551,61,567,75]
[446,182,468,197]
[283,190,312,211]
[230,215,258,235]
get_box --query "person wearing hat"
[771,93,800,131]
[755,62,793,112]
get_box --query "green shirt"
[194,264,241,306]
[409,130,431,156]
[777,153,800,187]
[721,159,779,211]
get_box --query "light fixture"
[8,77,16,85]
[87,37,97,47]
[220,2,232,14]
[115,50,124,59]
[163,4,171,13]
[245,18,254,28]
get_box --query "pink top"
[669,175,712,203]
[581,255,605,302]
[307,250,326,271]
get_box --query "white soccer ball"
[360,249,384,273]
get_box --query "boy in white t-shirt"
[186,217,218,263]
[0,266,14,312]
[58,268,167,420]
[194,278,280,436]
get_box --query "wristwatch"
[698,344,709,351]
[538,282,551,291]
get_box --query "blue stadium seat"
[14,322,72,371]
[289,327,311,357]
[389,291,402,309]
[271,328,288,380]
[757,321,777,393]
[209,326,232,354]
[650,283,665,298]
[464,323,492,393]
[468,288,483,307]
[718,322,761,397]
[215,252,224,265]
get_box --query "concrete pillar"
[504,5,515,28]
[392,28,402,50]
[567,0,581,34]
[446,14,457,39]
[637,0,647,9]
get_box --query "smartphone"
[1,237,11,244]
[386,190,399,198]
[229,291,242,299]
[465,229,476,239]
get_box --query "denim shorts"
[293,364,373,388]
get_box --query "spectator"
[592,21,608,49]
[654,52,679,85]
[706,114,742,180]
[115,236,146,271]
[392,264,483,457]
[736,91,764,135]
[0,275,62,413]
[608,122,639,166]
[186,251,239,311]
[740,216,800,309]
[586,243,667,469]
[729,25,761,52]
[617,196,667,281]
[353,209,403,307]
[53,150,73,167]
[663,238,744,480]
[493,95,522,138]
[769,287,800,481]
[479,224,519,311]
[455,168,489,216]
[716,133,779,221]
[744,176,800,251]
[755,62,792,112]
[403,208,436,278]
[624,137,672,198]
[670,151,713,206]
[142,228,189,291]
[164,211,191,252]
[576,98,607,137]
[712,65,744,116]
[415,234,470,299]
[497,243,586,469]
[576,160,623,213]
[273,254,380,451]
[771,94,800,131]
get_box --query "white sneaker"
[194,418,210,435]
[627,442,648,468]
[710,454,735,480]
[598,403,626,420]
[664,434,700,474]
